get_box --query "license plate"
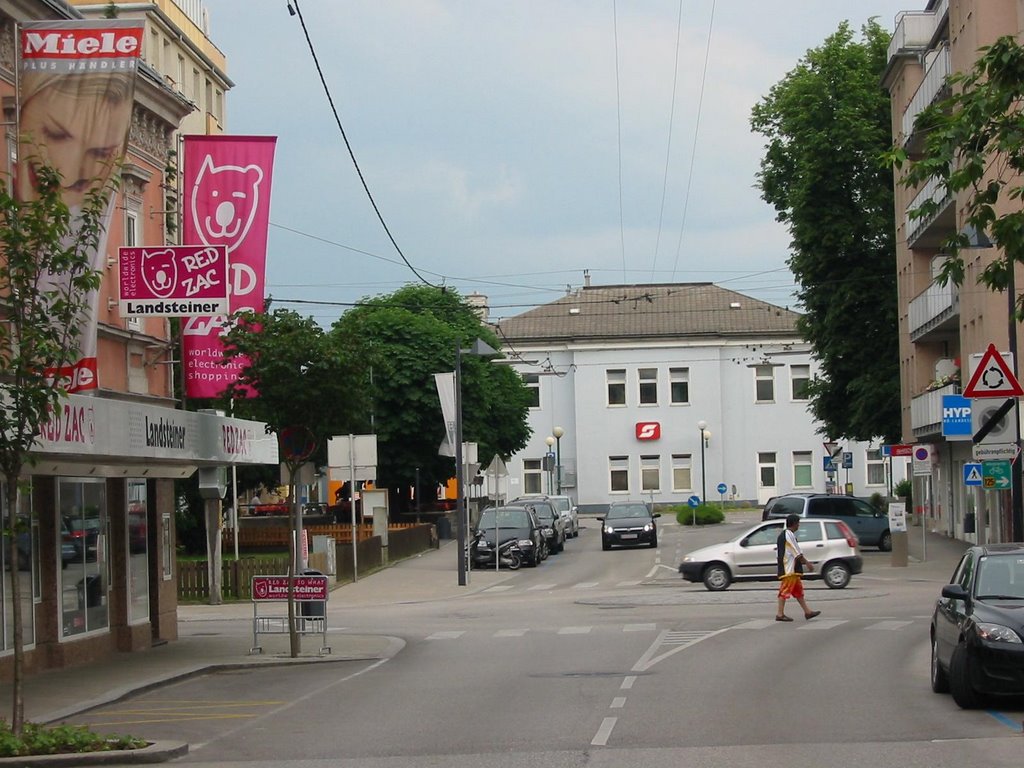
[620,533,638,540]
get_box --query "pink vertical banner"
[181,136,276,398]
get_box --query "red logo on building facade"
[636,422,661,440]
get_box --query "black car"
[508,499,566,555]
[471,506,544,568]
[600,501,660,550]
[931,544,1024,708]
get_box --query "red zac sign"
[636,422,661,441]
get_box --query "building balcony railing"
[906,175,955,249]
[911,382,961,437]
[887,10,937,63]
[902,45,950,150]
[909,276,959,341]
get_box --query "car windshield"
[608,504,650,518]
[549,498,570,513]
[975,555,1024,599]
[529,505,555,523]
[478,508,530,530]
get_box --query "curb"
[0,740,187,766]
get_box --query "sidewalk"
[2,528,969,727]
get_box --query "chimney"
[583,269,591,288]
[466,292,489,321]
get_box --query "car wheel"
[702,563,731,591]
[930,633,950,694]
[821,561,851,589]
[879,530,892,552]
[602,538,611,551]
[949,642,983,709]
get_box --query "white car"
[678,518,863,591]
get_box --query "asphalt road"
[72,513,1023,767]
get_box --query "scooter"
[496,539,523,570]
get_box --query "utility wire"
[288,0,438,288]
[670,0,716,281]
[650,0,685,280]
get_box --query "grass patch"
[0,721,147,757]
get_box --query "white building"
[495,283,907,512]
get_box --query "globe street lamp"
[552,425,564,494]
[697,420,710,506]
[545,435,556,494]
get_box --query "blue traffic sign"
[823,456,836,472]
[963,463,983,487]
[717,483,727,495]
[688,495,701,508]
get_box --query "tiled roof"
[495,283,803,343]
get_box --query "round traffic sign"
[913,446,931,462]
[688,495,701,508]
[717,483,727,495]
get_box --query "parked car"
[511,494,579,538]
[679,517,862,591]
[508,498,566,554]
[762,493,892,551]
[471,506,544,568]
[64,516,101,562]
[930,544,1024,708]
[600,501,660,550]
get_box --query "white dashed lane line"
[591,717,617,746]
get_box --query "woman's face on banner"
[19,83,131,209]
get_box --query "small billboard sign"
[119,245,229,316]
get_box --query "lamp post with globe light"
[545,435,556,493]
[697,420,710,508]
[553,426,564,494]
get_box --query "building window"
[791,365,810,400]
[127,480,150,625]
[670,367,689,404]
[640,455,660,491]
[758,452,777,488]
[638,368,658,405]
[607,369,626,406]
[523,373,540,409]
[609,456,629,493]
[793,451,813,488]
[192,68,200,100]
[866,449,885,486]
[523,459,543,494]
[672,454,692,492]
[755,365,775,402]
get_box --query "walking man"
[776,513,821,622]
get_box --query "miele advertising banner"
[18,20,144,393]
[181,136,276,398]
[119,245,229,316]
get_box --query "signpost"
[688,495,700,526]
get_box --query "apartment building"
[884,0,1023,544]
[495,283,906,513]
[0,1,273,676]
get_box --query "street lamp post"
[545,435,555,494]
[553,425,564,494]
[455,338,499,587]
[697,420,709,506]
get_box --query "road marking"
[481,585,513,593]
[527,583,557,591]
[616,580,642,587]
[632,629,727,672]
[572,582,599,589]
[493,629,528,637]
[865,620,914,631]
[798,619,847,631]
[623,623,657,632]
[591,717,617,746]
[610,697,626,709]
[426,631,464,640]
[986,710,1024,733]
[731,619,775,630]
[558,626,592,634]
[620,676,636,690]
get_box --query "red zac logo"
[635,422,661,440]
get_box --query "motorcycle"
[472,533,523,570]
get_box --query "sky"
[208,0,917,327]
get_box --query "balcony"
[902,45,950,151]
[906,175,955,249]
[911,382,961,438]
[909,273,959,342]
[887,10,936,63]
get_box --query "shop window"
[127,480,149,625]
[59,479,108,638]
[1,482,35,651]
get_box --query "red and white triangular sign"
[963,343,1024,398]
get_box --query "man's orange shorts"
[778,574,804,600]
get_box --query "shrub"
[893,479,912,508]
[0,721,146,758]
[674,503,725,526]
[868,492,886,512]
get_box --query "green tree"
[332,286,531,507]
[0,166,114,734]
[891,36,1024,315]
[751,20,900,442]
[220,308,368,655]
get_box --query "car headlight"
[643,523,653,532]
[518,539,534,547]
[542,526,553,534]
[682,556,693,562]
[976,622,1024,644]
[604,525,614,534]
